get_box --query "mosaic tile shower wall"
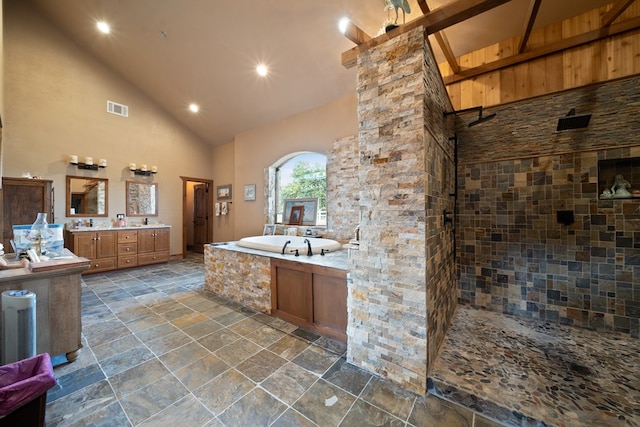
[348,27,457,394]
[456,76,640,338]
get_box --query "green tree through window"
[277,153,326,225]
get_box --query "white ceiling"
[30,0,613,146]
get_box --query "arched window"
[272,152,327,226]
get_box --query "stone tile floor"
[45,254,503,426]
[430,306,640,427]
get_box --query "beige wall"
[229,94,358,240]
[3,1,359,250]
[3,1,213,255]
[1,0,4,182]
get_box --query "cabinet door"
[96,231,117,258]
[73,233,97,259]
[271,260,313,325]
[137,229,155,253]
[154,229,170,252]
[312,268,348,336]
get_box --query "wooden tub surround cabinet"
[64,226,170,274]
[271,259,347,342]
[204,243,349,343]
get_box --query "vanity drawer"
[88,257,117,273]
[138,252,170,266]
[118,231,138,243]
[118,254,138,269]
[118,242,138,255]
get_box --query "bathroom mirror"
[126,181,158,216]
[66,175,109,217]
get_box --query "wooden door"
[1,178,53,252]
[193,184,208,253]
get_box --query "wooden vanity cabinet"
[138,228,170,266]
[65,231,117,273]
[271,259,347,342]
[64,227,169,273]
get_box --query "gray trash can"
[1,290,36,365]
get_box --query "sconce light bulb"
[129,163,136,171]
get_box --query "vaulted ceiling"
[29,0,615,146]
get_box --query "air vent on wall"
[107,100,128,117]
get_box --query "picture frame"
[263,224,276,235]
[288,206,304,225]
[244,184,256,201]
[216,184,232,200]
[282,198,318,226]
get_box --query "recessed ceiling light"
[96,21,110,34]
[338,17,350,34]
[256,64,268,77]
[189,103,199,113]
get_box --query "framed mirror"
[126,181,158,216]
[66,176,109,217]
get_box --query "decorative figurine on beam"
[380,0,411,34]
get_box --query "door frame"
[180,176,213,257]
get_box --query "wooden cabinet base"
[65,227,170,274]
[0,258,89,362]
[271,259,347,342]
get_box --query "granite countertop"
[66,224,171,232]
[207,241,350,271]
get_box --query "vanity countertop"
[66,224,171,232]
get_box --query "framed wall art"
[244,184,256,201]
[288,206,304,225]
[216,184,232,200]
[282,198,318,226]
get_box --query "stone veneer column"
[347,25,458,394]
[347,27,429,394]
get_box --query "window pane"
[277,153,326,226]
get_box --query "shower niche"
[598,157,640,199]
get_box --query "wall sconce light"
[128,163,158,176]
[69,155,106,170]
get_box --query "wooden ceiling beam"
[341,0,514,68]
[518,0,542,53]
[417,0,460,74]
[443,15,640,84]
[342,20,372,45]
[601,0,636,28]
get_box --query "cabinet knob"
[94,263,99,267]
[126,260,131,263]
[126,248,130,251]
[126,236,130,239]
[97,237,101,240]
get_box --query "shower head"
[468,113,496,127]
[557,109,591,131]
[444,106,496,128]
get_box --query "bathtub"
[236,235,342,255]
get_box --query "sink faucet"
[303,238,313,256]
[281,240,291,255]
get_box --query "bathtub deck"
[429,305,640,427]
